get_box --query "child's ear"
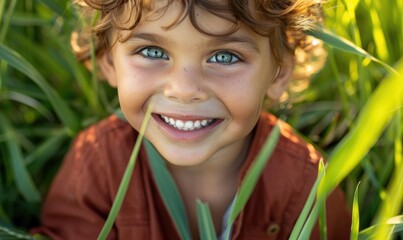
[266,54,295,100]
[98,51,118,88]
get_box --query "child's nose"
[163,66,209,103]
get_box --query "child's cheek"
[115,65,162,130]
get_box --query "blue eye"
[139,47,169,60]
[209,51,239,64]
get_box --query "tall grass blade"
[319,58,403,197]
[0,0,6,26]
[224,123,280,239]
[196,200,217,240]
[318,160,327,240]
[289,165,325,240]
[306,27,397,75]
[0,113,41,202]
[0,0,16,43]
[351,182,361,240]
[6,91,53,120]
[97,106,152,240]
[358,215,403,240]
[0,44,80,132]
[0,226,33,240]
[297,202,322,240]
[144,141,192,240]
[368,5,390,62]
[295,59,403,239]
[25,130,68,174]
[296,161,326,240]
[371,158,403,239]
[37,0,65,17]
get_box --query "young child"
[33,0,351,239]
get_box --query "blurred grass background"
[0,0,402,237]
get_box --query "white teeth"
[184,121,194,130]
[176,120,184,128]
[160,114,215,131]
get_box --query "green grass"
[0,0,402,239]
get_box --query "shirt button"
[266,223,280,235]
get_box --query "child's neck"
[167,134,252,239]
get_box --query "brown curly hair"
[71,0,325,80]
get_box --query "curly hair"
[71,0,325,80]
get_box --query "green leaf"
[196,200,217,240]
[0,44,80,133]
[319,58,403,199]
[97,106,152,240]
[0,113,41,202]
[371,158,403,239]
[289,166,325,240]
[318,160,327,240]
[36,0,65,17]
[0,0,16,43]
[351,182,361,240]
[306,27,397,75]
[292,161,327,240]
[144,139,192,240]
[25,129,68,174]
[0,225,33,240]
[297,202,322,240]
[341,0,360,12]
[358,215,403,240]
[297,58,403,240]
[225,123,280,239]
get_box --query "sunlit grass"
[0,0,402,239]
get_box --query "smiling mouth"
[159,114,216,131]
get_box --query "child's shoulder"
[251,112,323,190]
[66,114,136,167]
[257,111,322,166]
[75,114,135,146]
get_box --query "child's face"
[100,2,291,166]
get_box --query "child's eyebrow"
[128,33,166,44]
[128,32,260,52]
[209,36,260,52]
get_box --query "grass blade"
[0,44,80,133]
[371,158,403,239]
[289,165,325,240]
[358,215,403,240]
[196,200,217,240]
[306,27,397,75]
[0,226,33,240]
[36,0,66,17]
[0,0,16,43]
[318,160,327,240]
[294,160,327,240]
[319,58,403,198]
[144,141,192,240]
[297,203,322,240]
[0,113,40,202]
[97,106,152,240]
[296,59,403,238]
[224,123,280,239]
[351,182,361,240]
[25,129,68,174]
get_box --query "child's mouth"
[159,114,216,131]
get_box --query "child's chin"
[163,155,207,167]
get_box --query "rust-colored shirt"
[33,112,351,239]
